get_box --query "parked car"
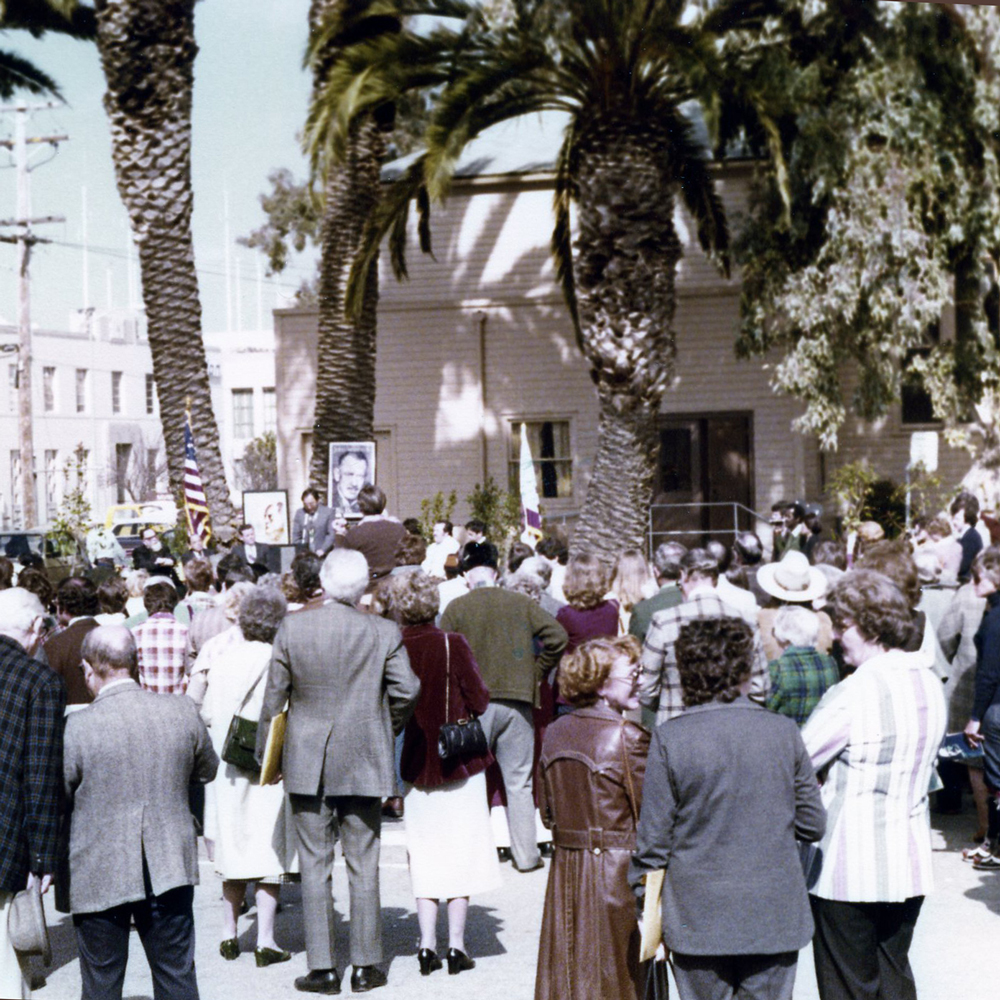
[1,528,91,585]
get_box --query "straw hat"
[757,550,828,604]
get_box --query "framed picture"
[243,490,290,545]
[328,442,376,517]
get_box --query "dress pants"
[0,890,29,999]
[290,794,383,970]
[480,700,540,869]
[671,952,797,1000]
[73,885,198,1000]
[810,895,923,1000]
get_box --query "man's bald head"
[81,625,138,680]
[0,587,46,650]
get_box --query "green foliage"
[734,3,1000,453]
[238,431,278,492]
[826,460,879,537]
[418,489,457,540]
[466,477,521,546]
[49,443,92,556]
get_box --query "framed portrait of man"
[328,442,376,519]
[243,490,290,545]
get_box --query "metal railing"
[647,502,771,556]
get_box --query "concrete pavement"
[34,810,1000,999]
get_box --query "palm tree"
[304,0,393,494]
[93,0,235,530]
[306,0,789,559]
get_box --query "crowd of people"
[0,483,995,1000]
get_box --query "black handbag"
[643,958,669,1000]
[437,634,489,761]
[221,666,268,773]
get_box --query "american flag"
[519,423,543,545]
[184,412,212,544]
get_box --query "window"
[146,374,155,414]
[262,387,276,434]
[509,420,573,499]
[7,365,16,412]
[115,443,132,503]
[75,368,88,414]
[44,450,59,520]
[232,389,254,439]
[112,371,123,414]
[43,366,55,413]
[901,323,939,425]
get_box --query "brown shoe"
[381,797,403,820]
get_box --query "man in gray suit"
[64,626,219,1000]
[292,488,337,556]
[259,549,420,995]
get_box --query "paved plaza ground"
[34,808,1000,1000]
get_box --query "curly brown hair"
[856,541,921,610]
[675,617,755,707]
[563,552,611,611]
[826,569,915,650]
[394,533,427,569]
[393,570,440,625]
[559,635,641,707]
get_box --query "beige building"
[274,114,971,543]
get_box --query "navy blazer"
[629,697,825,957]
[0,635,66,892]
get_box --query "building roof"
[383,105,717,182]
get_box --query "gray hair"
[239,587,288,644]
[653,542,687,581]
[321,549,369,605]
[220,581,256,622]
[0,587,45,634]
[772,606,820,649]
[505,570,543,603]
[81,625,138,679]
[518,555,552,587]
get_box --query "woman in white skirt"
[392,571,500,976]
[201,586,298,967]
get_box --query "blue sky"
[1,0,317,334]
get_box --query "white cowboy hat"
[757,550,828,604]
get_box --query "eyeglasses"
[608,666,641,684]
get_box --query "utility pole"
[0,103,66,528]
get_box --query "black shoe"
[350,966,387,992]
[418,948,442,975]
[447,948,476,975]
[539,842,555,858]
[295,969,342,994]
[512,859,544,873]
[973,853,1000,871]
[381,797,404,820]
[255,946,292,967]
[497,847,512,863]
[219,938,239,961]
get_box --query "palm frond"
[0,48,58,98]
[552,123,583,352]
[0,0,96,39]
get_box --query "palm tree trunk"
[570,115,681,560]
[308,0,384,493]
[94,0,235,530]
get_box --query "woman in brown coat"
[535,635,649,1000]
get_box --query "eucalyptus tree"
[306,0,792,559]
[93,0,235,528]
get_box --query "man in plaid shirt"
[132,580,189,694]
[765,605,840,726]
[639,548,769,727]
[0,588,66,997]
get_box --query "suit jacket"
[629,698,825,956]
[44,618,98,705]
[0,635,66,893]
[63,681,219,913]
[258,601,420,797]
[231,541,280,575]
[292,504,336,555]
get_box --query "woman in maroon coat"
[394,571,501,976]
[536,635,650,1000]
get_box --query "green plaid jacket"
[766,645,840,727]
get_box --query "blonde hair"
[559,635,640,707]
[610,549,653,612]
[563,552,611,611]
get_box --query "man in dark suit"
[64,625,218,1000]
[292,488,336,556]
[231,523,280,576]
[258,549,420,994]
[132,527,184,594]
[0,588,66,998]
[44,576,101,705]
